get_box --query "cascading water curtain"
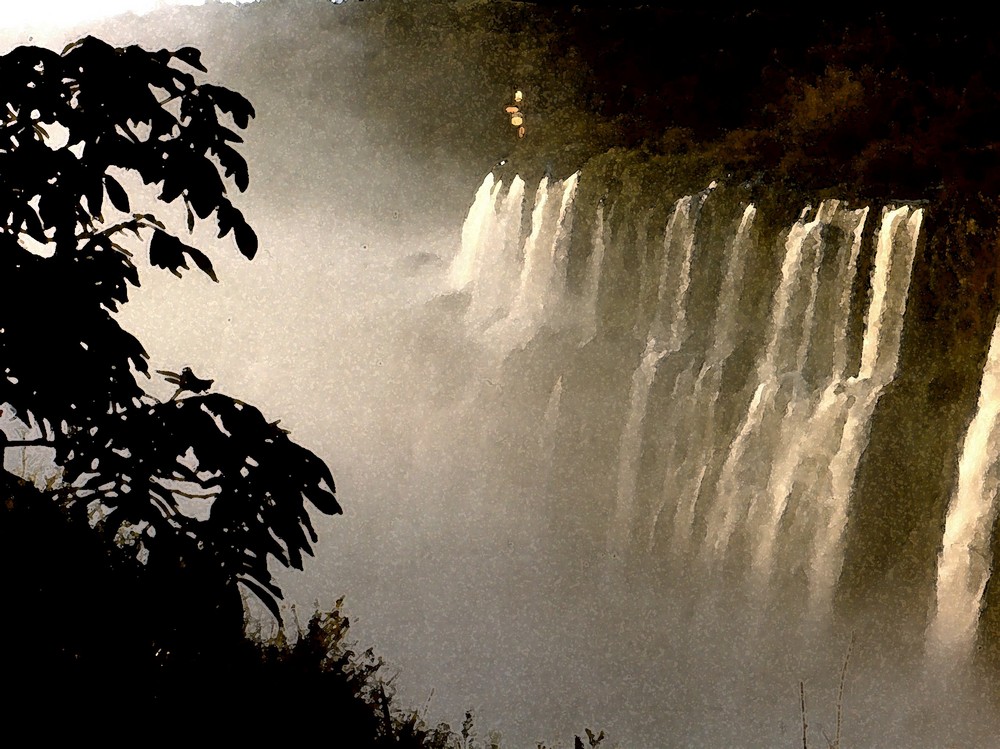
[454,170,923,622]
[931,311,1000,664]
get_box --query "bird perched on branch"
[157,367,215,401]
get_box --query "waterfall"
[744,203,869,589]
[688,204,921,616]
[466,175,526,329]
[930,312,1000,662]
[795,207,919,613]
[407,165,1000,746]
[450,170,948,631]
[450,173,497,291]
[807,207,922,614]
[454,172,581,355]
[610,192,707,551]
[610,337,671,551]
[507,172,579,338]
[703,202,839,564]
[660,203,756,556]
[578,202,606,345]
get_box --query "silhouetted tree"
[0,36,340,623]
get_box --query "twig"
[378,684,393,735]
[800,681,808,749]
[167,487,221,501]
[834,632,856,749]
[420,687,435,719]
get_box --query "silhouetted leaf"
[185,245,218,283]
[104,174,130,213]
[215,201,236,239]
[187,181,219,220]
[84,175,103,219]
[38,191,75,238]
[238,576,283,623]
[171,46,207,73]
[218,126,244,144]
[234,217,258,259]
[149,228,187,276]
[201,84,255,129]
[136,212,166,231]
[148,106,179,139]
[213,142,249,192]
[18,206,46,244]
[160,175,184,204]
[71,235,140,309]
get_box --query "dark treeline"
[0,472,463,744]
[493,5,1000,202]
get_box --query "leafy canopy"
[0,36,340,619]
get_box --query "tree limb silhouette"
[0,36,339,620]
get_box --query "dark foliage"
[0,474,460,746]
[0,37,340,620]
[0,34,467,743]
[59,393,340,620]
[0,36,257,424]
[495,6,1000,202]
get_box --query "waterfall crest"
[450,172,583,355]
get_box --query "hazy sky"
[0,0,256,27]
